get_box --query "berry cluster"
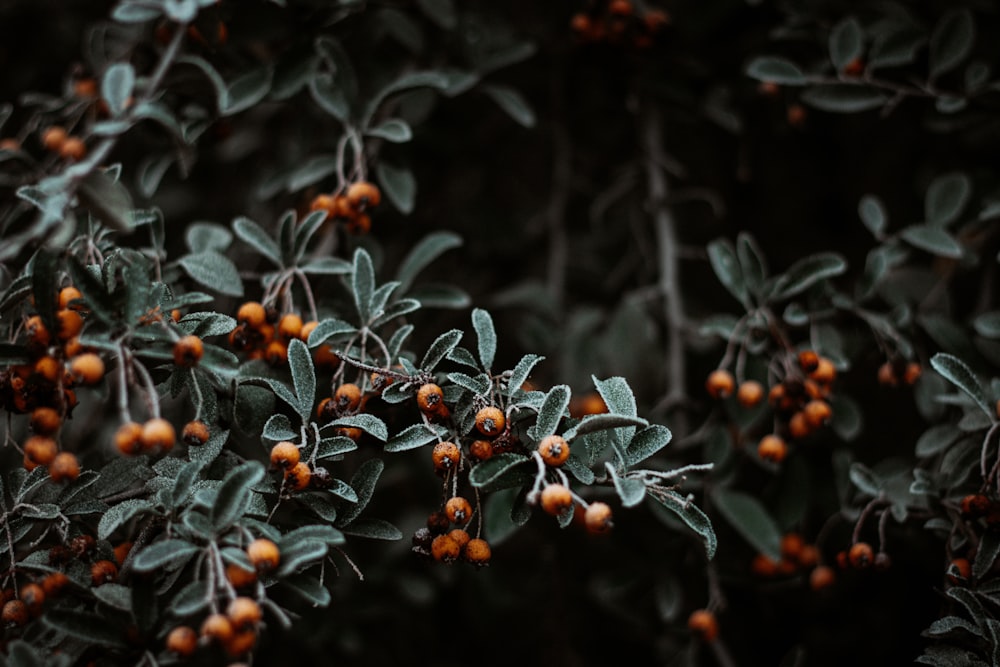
[570,0,670,49]
[309,180,382,235]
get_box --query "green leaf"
[384,423,448,453]
[288,339,315,422]
[829,17,863,70]
[736,232,767,294]
[375,162,416,215]
[185,222,233,253]
[915,424,962,457]
[650,490,716,559]
[97,499,154,541]
[101,63,135,117]
[469,453,531,489]
[849,462,882,496]
[409,283,471,308]
[530,385,571,440]
[711,488,781,561]
[328,414,388,441]
[293,210,327,261]
[132,539,200,572]
[973,312,1000,339]
[366,119,413,142]
[210,461,266,531]
[771,252,847,299]
[79,168,134,233]
[341,518,402,540]
[745,56,805,85]
[223,66,272,116]
[352,247,375,323]
[607,465,646,507]
[900,224,963,258]
[233,216,282,267]
[925,172,971,227]
[307,317,356,347]
[362,71,451,125]
[309,72,350,122]
[43,609,127,647]
[974,531,1000,579]
[395,231,462,293]
[301,257,353,275]
[472,308,497,370]
[592,375,638,448]
[171,460,205,508]
[280,524,345,549]
[707,238,747,304]
[507,354,544,394]
[283,574,332,606]
[801,85,887,112]
[178,251,244,297]
[931,353,993,418]
[421,329,463,371]
[336,459,384,527]
[286,155,338,193]
[870,28,926,69]
[623,424,673,467]
[859,195,888,236]
[275,539,328,577]
[562,414,650,441]
[482,84,536,128]
[930,9,975,79]
[178,55,231,112]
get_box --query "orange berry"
[236,301,267,328]
[948,557,972,584]
[736,380,764,408]
[227,597,262,629]
[49,452,80,482]
[903,362,922,385]
[25,315,50,347]
[751,553,779,577]
[798,350,820,373]
[757,434,787,463]
[842,57,865,76]
[30,407,61,435]
[41,126,68,151]
[200,613,234,643]
[447,528,470,550]
[798,544,820,568]
[705,369,735,399]
[444,497,473,525]
[226,563,257,589]
[113,541,133,567]
[803,400,832,429]
[584,502,613,535]
[609,0,632,16]
[538,434,570,466]
[24,435,57,466]
[264,340,288,365]
[780,533,805,561]
[247,538,280,572]
[313,344,340,369]
[960,493,991,519]
[166,625,198,657]
[277,313,303,340]
[416,383,444,413]
[41,572,69,597]
[182,420,210,446]
[644,9,671,31]
[58,286,83,309]
[337,426,363,442]
[309,193,336,219]
[787,104,807,127]
[570,13,591,36]
[2,600,28,627]
[687,609,718,642]
[34,356,61,383]
[69,352,105,385]
[346,180,381,210]
[270,441,300,469]
[0,138,20,151]
[432,441,461,473]
[810,565,835,591]
[431,534,461,563]
[788,411,811,439]
[172,335,204,367]
[334,383,362,412]
[19,583,45,616]
[540,483,573,516]
[464,538,492,565]
[848,542,873,569]
[767,383,786,407]
[115,421,144,456]
[469,439,493,462]
[141,418,176,452]
[810,357,836,384]
[59,137,86,161]
[300,320,319,342]
[74,77,98,98]
[475,406,506,438]
[91,559,118,586]
[285,461,311,491]
[224,629,257,657]
[877,361,897,387]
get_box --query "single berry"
[41,126,68,151]
[798,350,820,373]
[432,441,461,473]
[903,362,922,385]
[30,407,61,435]
[877,361,898,387]
[948,557,972,584]
[431,534,461,563]
[469,439,493,461]
[780,533,804,560]
[2,599,28,627]
[141,418,176,452]
[584,502,613,535]
[687,609,719,642]
[41,572,69,597]
[182,420,210,446]
[960,493,991,519]
[788,411,811,440]
[264,340,288,365]
[751,554,779,577]
[736,380,764,408]
[285,461,311,491]
[115,421,144,456]
[113,541,133,567]
[24,435,58,466]
[224,629,257,657]
[59,137,86,161]
[227,597,262,629]
[447,528,470,550]
[200,613,235,643]
[172,335,204,367]
[270,441,300,469]
[416,383,444,413]
[810,565,835,591]
[91,559,118,586]
[346,180,381,209]
[540,484,573,516]
[810,357,837,384]
[236,301,267,328]
[19,583,45,616]
[848,542,873,569]
[58,286,83,309]
[48,452,80,482]
[705,369,735,399]
[464,538,492,565]
[757,434,788,463]
[803,400,832,429]
[226,563,257,589]
[444,496,473,525]
[475,406,506,438]
[427,511,451,534]
[247,538,280,572]
[166,625,198,657]
[334,383,363,412]
[69,353,105,385]
[538,434,570,467]
[277,313,303,341]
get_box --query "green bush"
[0,1,999,665]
